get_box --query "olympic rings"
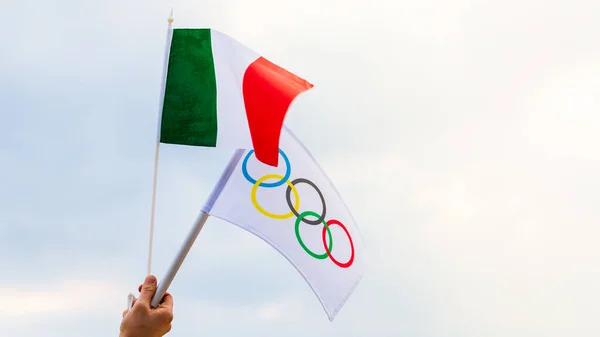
[243,148,355,268]
[242,149,291,188]
[251,174,300,220]
[322,219,354,268]
[295,211,333,259]
[286,178,326,225]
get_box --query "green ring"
[295,211,332,259]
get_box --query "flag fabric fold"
[159,28,314,166]
[202,126,365,321]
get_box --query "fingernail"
[145,275,157,284]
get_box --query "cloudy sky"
[2,0,600,336]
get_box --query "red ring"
[322,219,355,268]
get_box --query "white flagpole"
[150,149,246,308]
[127,9,174,312]
[126,293,135,310]
[147,8,175,276]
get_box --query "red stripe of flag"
[242,56,314,166]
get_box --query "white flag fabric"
[202,126,365,320]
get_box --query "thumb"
[136,275,157,306]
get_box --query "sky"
[1,0,600,336]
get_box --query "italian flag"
[159,28,314,166]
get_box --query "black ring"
[285,178,326,225]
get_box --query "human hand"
[120,275,174,337]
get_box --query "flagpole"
[147,9,174,276]
[150,149,246,308]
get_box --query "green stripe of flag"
[160,28,218,147]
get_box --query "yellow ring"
[251,174,300,219]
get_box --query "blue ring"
[242,149,291,188]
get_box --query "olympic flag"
[201,126,365,321]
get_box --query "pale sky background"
[1,0,600,336]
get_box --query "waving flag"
[202,126,365,320]
[159,28,313,166]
